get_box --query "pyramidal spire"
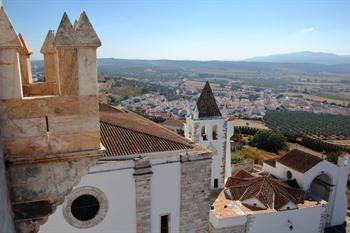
[73,20,78,30]
[18,33,33,55]
[196,81,222,118]
[40,30,56,54]
[75,11,101,46]
[53,12,77,46]
[0,6,21,48]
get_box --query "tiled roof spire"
[196,81,222,118]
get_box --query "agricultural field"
[264,110,350,140]
[234,119,269,130]
[281,92,350,105]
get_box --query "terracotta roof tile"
[277,149,322,173]
[196,81,222,118]
[99,104,193,157]
[161,117,184,128]
[225,172,305,211]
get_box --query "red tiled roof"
[277,149,322,173]
[99,104,193,157]
[225,172,305,211]
[196,81,222,118]
[161,117,184,128]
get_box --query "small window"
[161,215,169,233]
[286,171,292,180]
[212,125,218,140]
[201,126,207,141]
[71,194,100,221]
[214,179,218,188]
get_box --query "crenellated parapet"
[0,6,104,233]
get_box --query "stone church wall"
[180,154,212,233]
[0,145,15,233]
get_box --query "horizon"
[4,0,350,60]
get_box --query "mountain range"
[245,51,350,65]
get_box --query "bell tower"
[185,81,233,189]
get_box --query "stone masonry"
[133,156,153,233]
[0,145,15,233]
[0,7,104,233]
[180,152,212,233]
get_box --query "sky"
[3,0,350,60]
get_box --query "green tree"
[250,131,289,154]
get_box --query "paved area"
[325,217,350,233]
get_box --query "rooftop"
[212,170,318,218]
[277,149,322,173]
[225,170,305,210]
[99,103,193,157]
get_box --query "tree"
[250,130,289,154]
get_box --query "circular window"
[71,194,100,221]
[286,171,292,180]
[63,187,108,229]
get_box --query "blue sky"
[3,0,350,60]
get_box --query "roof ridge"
[100,120,192,148]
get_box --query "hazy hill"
[245,51,350,65]
[31,57,350,81]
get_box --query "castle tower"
[0,7,103,233]
[185,81,233,189]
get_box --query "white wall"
[210,203,327,233]
[263,156,350,227]
[248,204,326,233]
[188,118,227,188]
[150,159,181,233]
[40,160,137,233]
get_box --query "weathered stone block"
[4,98,49,119]
[78,48,98,96]
[4,135,49,156]
[57,48,78,96]
[0,118,46,139]
[0,49,23,99]
[49,132,100,154]
[48,114,99,134]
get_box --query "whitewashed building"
[209,150,349,233]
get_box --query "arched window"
[201,126,207,141]
[212,125,218,140]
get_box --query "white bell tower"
[185,81,233,189]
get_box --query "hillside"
[246,51,350,65]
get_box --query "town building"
[209,150,349,233]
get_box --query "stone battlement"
[0,6,104,233]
